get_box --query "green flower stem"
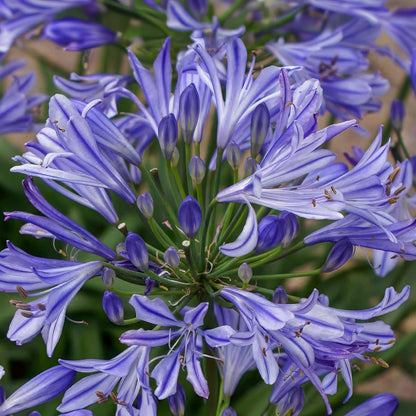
[219,0,251,24]
[104,263,194,288]
[184,240,200,282]
[218,204,247,245]
[164,159,182,206]
[120,317,140,326]
[396,129,411,160]
[185,142,193,195]
[253,6,307,39]
[199,199,218,270]
[102,0,171,36]
[254,269,322,279]
[207,258,240,279]
[172,164,187,200]
[148,218,177,249]
[141,166,177,226]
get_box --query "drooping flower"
[119,295,231,400]
[58,346,156,415]
[0,59,47,134]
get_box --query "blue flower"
[53,72,132,117]
[0,0,95,58]
[221,285,409,414]
[0,366,76,416]
[0,59,47,134]
[58,346,156,415]
[42,18,118,51]
[119,295,231,399]
[344,393,398,416]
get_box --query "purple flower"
[221,285,409,414]
[54,72,132,117]
[0,366,76,416]
[58,346,156,415]
[42,18,118,51]
[11,94,140,224]
[345,393,398,416]
[119,295,231,399]
[0,0,94,57]
[0,59,47,134]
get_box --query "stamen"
[16,285,28,299]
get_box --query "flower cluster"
[0,1,415,415]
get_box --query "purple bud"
[137,193,154,219]
[273,387,304,415]
[125,232,148,271]
[238,262,252,284]
[390,99,405,131]
[189,156,206,184]
[226,141,242,170]
[280,211,299,248]
[221,407,237,416]
[101,267,116,288]
[164,246,180,268]
[251,103,270,157]
[168,384,186,416]
[186,0,207,19]
[244,157,259,176]
[273,286,288,304]
[158,113,178,159]
[178,196,202,238]
[130,164,142,184]
[322,238,354,272]
[42,18,118,51]
[102,291,124,325]
[179,83,200,143]
[255,215,284,252]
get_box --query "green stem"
[253,6,306,36]
[148,218,177,249]
[104,263,194,288]
[219,0,251,24]
[102,0,171,35]
[254,269,322,279]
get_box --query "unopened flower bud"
[391,99,405,132]
[255,215,284,252]
[179,83,200,143]
[322,238,354,272]
[125,232,148,271]
[221,407,237,416]
[178,196,202,238]
[171,147,180,168]
[238,262,252,284]
[164,246,180,268]
[273,286,288,304]
[244,157,259,176]
[137,193,154,219]
[102,291,124,325]
[189,156,206,184]
[251,103,270,157]
[101,267,116,288]
[168,383,186,416]
[280,211,299,248]
[158,113,178,159]
[226,141,242,170]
